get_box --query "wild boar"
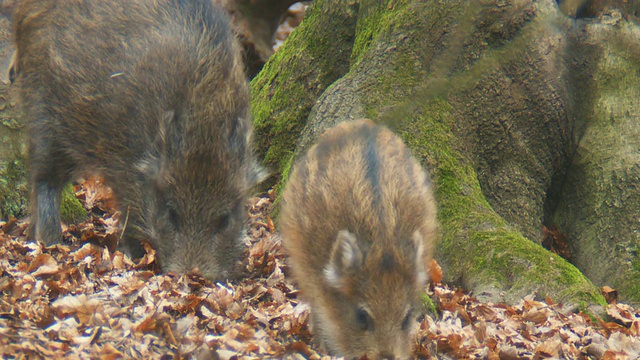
[280,119,437,359]
[12,0,264,281]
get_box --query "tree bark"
[251,0,640,304]
[0,10,28,219]
[251,0,360,181]
[552,9,640,300]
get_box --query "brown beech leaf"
[1,216,18,234]
[72,242,102,262]
[428,258,443,284]
[602,286,618,304]
[29,253,60,277]
[52,294,101,325]
[534,337,561,358]
[4,185,640,359]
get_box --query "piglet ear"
[412,230,428,287]
[324,230,362,288]
[8,51,17,84]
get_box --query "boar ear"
[135,111,175,180]
[247,157,269,188]
[413,230,428,287]
[324,230,362,288]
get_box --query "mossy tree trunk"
[0,12,28,220]
[0,13,84,224]
[0,80,28,219]
[252,0,640,304]
[551,12,640,301]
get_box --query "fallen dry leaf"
[428,258,443,284]
[602,285,619,304]
[28,253,59,276]
[3,182,640,358]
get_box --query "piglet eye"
[355,307,373,331]
[401,309,414,331]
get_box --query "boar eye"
[213,213,231,230]
[355,307,373,331]
[401,309,414,331]
[167,207,180,229]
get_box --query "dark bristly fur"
[280,119,438,360]
[13,0,264,281]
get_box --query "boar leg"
[28,134,73,245]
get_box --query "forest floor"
[1,178,640,359]
[3,2,640,360]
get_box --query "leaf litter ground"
[2,178,640,359]
[6,2,639,359]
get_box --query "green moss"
[0,158,84,225]
[269,153,295,220]
[252,73,308,172]
[60,183,86,225]
[350,0,399,66]
[467,230,604,305]
[622,257,640,300]
[348,0,602,303]
[254,0,605,305]
[579,305,600,323]
[0,157,28,219]
[353,16,603,301]
[420,293,438,317]
[250,0,359,175]
[394,101,606,305]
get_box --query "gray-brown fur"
[13,0,264,281]
[280,119,437,360]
